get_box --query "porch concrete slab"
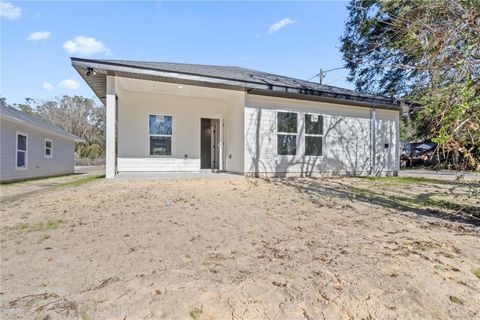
[114,171,244,180]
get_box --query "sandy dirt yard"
[1,176,479,320]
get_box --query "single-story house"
[72,58,401,178]
[0,104,84,182]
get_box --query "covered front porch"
[105,76,245,178]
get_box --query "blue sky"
[1,1,352,105]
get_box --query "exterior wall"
[110,77,399,176]
[244,94,399,176]
[223,95,245,173]
[115,78,245,172]
[0,119,75,182]
[375,109,400,174]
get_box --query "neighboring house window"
[45,139,53,158]
[16,132,28,170]
[277,111,298,155]
[305,113,324,156]
[149,115,172,155]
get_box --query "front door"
[200,118,219,170]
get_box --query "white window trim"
[45,138,53,158]
[15,131,28,170]
[276,110,299,156]
[148,114,173,157]
[304,113,324,157]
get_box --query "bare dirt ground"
[1,176,479,320]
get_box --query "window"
[16,132,28,170]
[305,114,324,156]
[277,111,298,155]
[45,139,53,158]
[149,115,172,155]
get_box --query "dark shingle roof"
[0,104,84,142]
[71,58,401,109]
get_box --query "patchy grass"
[361,176,445,185]
[58,174,104,188]
[189,306,203,320]
[34,313,50,320]
[5,219,64,234]
[473,268,480,279]
[449,296,464,304]
[0,173,80,185]
[340,184,480,218]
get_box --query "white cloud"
[268,18,295,35]
[27,31,51,42]
[63,36,111,56]
[1,2,22,20]
[42,82,54,91]
[59,79,80,90]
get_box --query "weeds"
[34,313,50,320]
[472,268,480,279]
[58,174,104,188]
[341,184,480,218]
[190,306,203,320]
[5,219,64,234]
[449,296,464,304]
[361,176,444,185]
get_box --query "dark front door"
[201,118,212,169]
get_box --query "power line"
[306,67,350,84]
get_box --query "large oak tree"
[341,0,479,170]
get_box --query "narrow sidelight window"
[45,139,53,158]
[305,114,324,156]
[16,132,28,169]
[277,111,298,155]
[149,115,172,155]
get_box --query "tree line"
[341,0,479,171]
[1,96,105,160]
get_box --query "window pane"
[150,136,172,155]
[17,135,27,151]
[305,114,324,135]
[277,134,296,155]
[149,115,172,135]
[305,136,323,156]
[46,140,52,148]
[46,148,51,156]
[17,151,25,167]
[277,112,297,133]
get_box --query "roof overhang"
[72,57,402,111]
[1,112,85,143]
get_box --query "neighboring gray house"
[0,105,84,182]
[72,58,401,178]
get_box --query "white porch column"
[105,76,116,179]
[219,117,224,171]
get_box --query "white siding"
[0,119,75,182]
[375,109,400,173]
[109,77,399,176]
[115,78,245,172]
[223,94,245,173]
[244,95,399,176]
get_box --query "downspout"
[370,107,376,175]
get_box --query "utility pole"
[307,67,347,84]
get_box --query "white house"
[0,105,84,182]
[72,58,401,178]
